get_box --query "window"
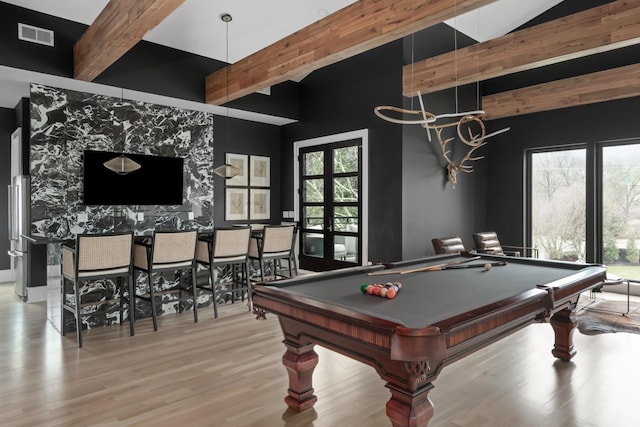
[528,140,640,282]
[530,149,586,261]
[601,144,640,280]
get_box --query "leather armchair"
[472,231,538,258]
[432,236,466,254]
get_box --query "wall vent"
[18,23,54,47]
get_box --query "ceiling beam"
[482,63,640,120]
[205,0,498,106]
[404,0,640,97]
[74,0,186,82]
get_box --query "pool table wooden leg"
[550,307,577,361]
[386,383,435,427]
[282,341,319,412]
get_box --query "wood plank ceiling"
[72,0,640,120]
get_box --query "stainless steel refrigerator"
[8,175,30,300]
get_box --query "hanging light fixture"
[373,4,509,188]
[103,153,141,175]
[214,163,240,178]
[212,12,240,179]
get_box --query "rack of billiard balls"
[361,282,402,299]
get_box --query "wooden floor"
[1,282,639,427]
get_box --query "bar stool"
[61,232,134,347]
[133,230,198,331]
[248,225,296,282]
[196,227,251,318]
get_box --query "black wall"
[402,84,488,258]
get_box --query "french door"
[298,140,362,271]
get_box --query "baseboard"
[0,269,12,283]
[27,285,47,303]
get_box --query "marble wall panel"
[29,83,215,239]
[30,83,217,330]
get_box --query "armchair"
[432,236,466,254]
[472,231,538,258]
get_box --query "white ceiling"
[0,0,564,124]
[446,0,563,42]
[3,0,358,63]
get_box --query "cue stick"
[442,261,507,269]
[368,256,481,276]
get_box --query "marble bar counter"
[21,234,72,245]
[33,232,217,336]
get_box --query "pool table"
[251,253,606,427]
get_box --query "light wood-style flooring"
[1,282,639,427]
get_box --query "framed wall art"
[225,188,248,221]
[250,188,270,220]
[250,155,270,187]
[226,153,248,186]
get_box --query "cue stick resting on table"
[442,260,507,269]
[368,255,482,276]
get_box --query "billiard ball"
[386,288,397,299]
[484,263,492,271]
[379,287,387,298]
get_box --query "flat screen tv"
[83,150,184,205]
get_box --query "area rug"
[575,299,640,335]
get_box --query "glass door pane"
[531,149,586,261]
[602,144,640,281]
[332,145,359,262]
[301,150,325,259]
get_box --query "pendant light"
[103,153,141,175]
[213,12,240,179]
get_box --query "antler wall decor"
[374,92,509,188]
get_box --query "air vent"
[18,23,54,47]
